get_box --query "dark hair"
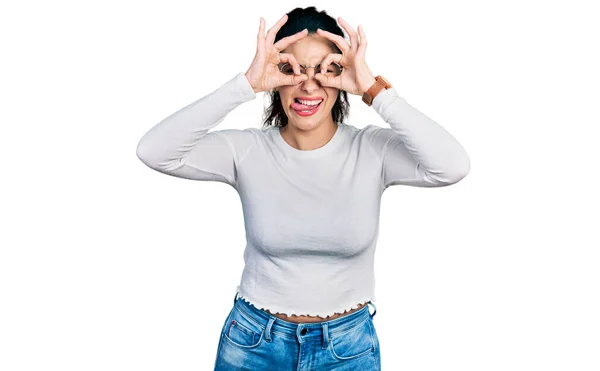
[261,6,350,129]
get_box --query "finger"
[257,17,265,40]
[281,72,308,86]
[357,25,367,57]
[265,14,288,46]
[338,17,358,52]
[319,53,343,75]
[256,17,266,53]
[316,28,350,53]
[315,74,340,89]
[273,28,308,51]
[279,53,303,75]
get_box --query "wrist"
[356,67,376,95]
[244,72,261,94]
[358,76,376,95]
[361,75,393,106]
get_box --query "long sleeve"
[369,87,470,189]
[135,72,257,187]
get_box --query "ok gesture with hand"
[314,17,377,96]
[244,15,310,94]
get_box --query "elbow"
[423,152,470,187]
[443,152,471,185]
[136,137,183,173]
[136,136,162,170]
[136,137,151,166]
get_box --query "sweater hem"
[236,289,375,319]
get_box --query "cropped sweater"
[136,72,470,318]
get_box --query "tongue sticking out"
[292,100,321,110]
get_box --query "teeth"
[297,99,322,106]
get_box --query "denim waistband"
[232,291,377,343]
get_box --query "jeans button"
[300,328,307,335]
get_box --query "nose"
[301,67,320,93]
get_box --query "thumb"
[315,74,334,88]
[282,73,307,86]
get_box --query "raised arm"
[136,15,312,188]
[311,20,470,189]
[135,72,256,187]
[368,88,470,189]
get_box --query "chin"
[285,109,332,130]
[291,118,321,128]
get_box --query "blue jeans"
[214,292,380,370]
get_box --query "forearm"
[373,88,470,186]
[136,72,256,170]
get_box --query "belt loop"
[233,291,239,305]
[368,301,377,318]
[265,317,275,342]
[321,322,329,349]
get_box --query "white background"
[1,0,599,370]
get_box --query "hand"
[244,15,309,94]
[314,17,377,96]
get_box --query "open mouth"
[292,98,323,116]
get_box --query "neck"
[280,118,338,151]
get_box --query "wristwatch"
[362,75,392,106]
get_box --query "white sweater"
[136,72,470,318]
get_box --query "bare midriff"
[263,301,369,323]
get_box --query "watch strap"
[362,76,392,106]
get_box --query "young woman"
[136,6,470,370]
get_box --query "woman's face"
[279,34,340,130]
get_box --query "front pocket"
[222,308,264,349]
[328,318,375,361]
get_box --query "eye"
[316,64,342,75]
[279,63,295,75]
[329,63,342,75]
